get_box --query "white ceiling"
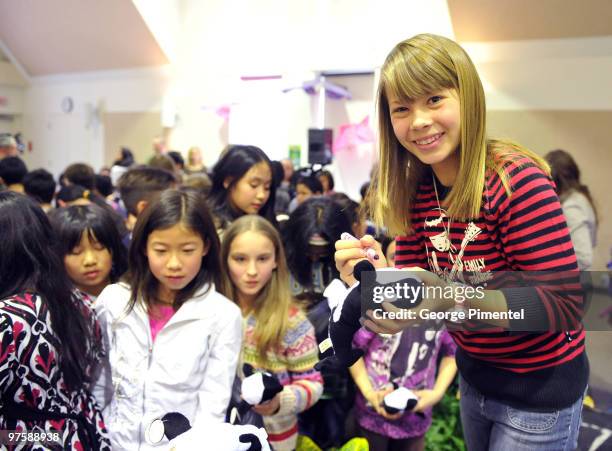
[0,0,611,78]
[0,0,168,77]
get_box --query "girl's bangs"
[85,226,104,247]
[383,47,456,102]
[61,224,85,254]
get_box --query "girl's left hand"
[252,393,281,416]
[412,389,443,413]
[362,268,452,334]
[373,386,403,421]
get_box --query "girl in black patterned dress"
[0,191,111,450]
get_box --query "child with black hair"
[329,192,367,239]
[270,160,291,217]
[49,204,128,299]
[318,169,335,195]
[350,323,456,451]
[0,192,111,449]
[378,235,397,267]
[0,155,28,193]
[295,173,323,206]
[167,150,185,172]
[56,181,130,247]
[95,174,114,199]
[110,147,135,186]
[64,162,96,190]
[283,197,352,301]
[56,184,92,208]
[209,145,277,234]
[117,166,177,231]
[23,168,56,212]
[282,197,356,449]
[94,189,242,450]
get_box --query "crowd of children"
[0,33,596,451]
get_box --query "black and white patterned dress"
[0,291,111,450]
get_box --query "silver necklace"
[432,174,452,242]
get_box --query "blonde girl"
[336,34,586,451]
[221,215,323,451]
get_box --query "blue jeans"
[459,375,584,451]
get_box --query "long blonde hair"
[370,34,549,236]
[220,215,295,362]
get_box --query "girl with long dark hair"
[49,204,128,298]
[209,145,277,234]
[282,197,355,449]
[94,189,242,450]
[545,149,598,270]
[0,192,110,449]
[283,197,352,300]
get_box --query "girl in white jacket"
[94,189,243,450]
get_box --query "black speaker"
[308,128,333,165]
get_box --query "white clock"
[61,96,74,113]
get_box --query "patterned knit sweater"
[395,158,588,410]
[241,306,323,451]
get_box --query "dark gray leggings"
[359,427,425,451]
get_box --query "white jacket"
[93,282,242,450]
[562,190,597,270]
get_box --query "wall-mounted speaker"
[308,128,333,165]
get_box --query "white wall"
[20,67,170,177]
[178,0,453,76]
[0,115,23,139]
[464,37,612,111]
[322,74,377,200]
[0,85,24,116]
[227,75,314,162]
[0,60,26,143]
[160,0,453,171]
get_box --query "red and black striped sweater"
[395,158,588,410]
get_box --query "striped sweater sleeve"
[490,160,581,330]
[395,234,428,269]
[275,311,323,416]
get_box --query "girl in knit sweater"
[221,215,324,451]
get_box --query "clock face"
[61,96,74,113]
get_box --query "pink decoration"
[333,116,375,153]
[215,105,231,121]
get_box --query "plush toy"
[382,386,419,415]
[146,411,271,451]
[316,260,422,370]
[228,363,284,425]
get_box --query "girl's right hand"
[369,386,402,420]
[334,234,388,286]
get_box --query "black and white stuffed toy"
[382,386,419,415]
[228,364,284,425]
[146,411,270,451]
[316,260,423,369]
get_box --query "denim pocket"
[458,375,468,395]
[506,406,559,432]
